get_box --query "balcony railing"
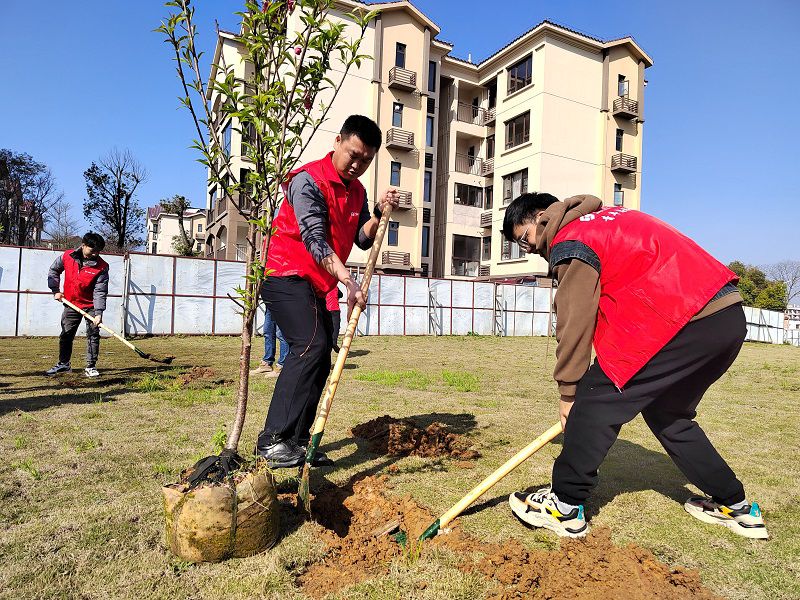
[388,66,417,91]
[610,153,637,173]
[456,102,486,125]
[207,207,215,223]
[612,96,639,120]
[481,157,494,176]
[216,196,227,215]
[483,106,496,126]
[235,244,247,261]
[455,153,483,175]
[386,128,415,150]
[382,251,411,266]
[194,231,204,240]
[480,211,492,228]
[395,190,413,210]
[479,265,491,277]
[451,259,479,277]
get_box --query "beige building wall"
[147,210,207,256]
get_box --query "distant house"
[146,205,207,255]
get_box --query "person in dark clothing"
[45,232,109,378]
[327,287,343,353]
[254,115,399,468]
[503,193,768,540]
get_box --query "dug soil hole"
[298,476,721,600]
[351,415,480,460]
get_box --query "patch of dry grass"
[0,335,798,599]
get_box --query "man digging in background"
[45,232,109,378]
[503,193,768,540]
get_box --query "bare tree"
[0,149,64,246]
[83,148,147,250]
[765,260,800,305]
[45,199,80,249]
[160,194,197,255]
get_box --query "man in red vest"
[503,193,768,540]
[45,232,109,378]
[255,115,398,468]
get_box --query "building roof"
[148,206,205,221]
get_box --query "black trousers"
[330,308,341,348]
[257,276,333,446]
[59,306,100,367]
[553,304,747,507]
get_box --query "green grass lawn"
[1,335,798,599]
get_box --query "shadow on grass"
[460,437,693,519]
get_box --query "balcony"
[455,153,483,175]
[612,96,639,120]
[480,211,492,228]
[216,196,228,216]
[194,231,204,240]
[451,259,479,277]
[456,102,486,125]
[207,207,215,223]
[483,107,496,126]
[382,251,411,266]
[395,190,413,210]
[479,265,491,277]
[481,157,494,176]
[386,128,415,151]
[610,153,637,173]
[388,66,417,91]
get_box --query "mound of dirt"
[351,415,480,460]
[177,366,230,387]
[298,476,721,600]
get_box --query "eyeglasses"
[516,224,533,252]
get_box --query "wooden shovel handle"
[60,297,136,351]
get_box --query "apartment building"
[146,206,207,256]
[205,2,651,279]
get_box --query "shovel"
[59,297,175,364]
[395,421,563,544]
[298,205,393,512]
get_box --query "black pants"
[330,308,341,348]
[553,304,747,507]
[257,276,333,446]
[59,306,100,367]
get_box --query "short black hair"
[82,232,106,251]
[340,115,382,150]
[502,192,560,242]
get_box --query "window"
[501,238,525,260]
[615,128,624,152]
[388,221,399,246]
[209,188,217,213]
[423,171,432,202]
[507,55,532,94]
[485,186,493,210]
[152,222,159,235]
[425,152,433,168]
[395,43,406,68]
[390,161,401,187]
[488,81,497,109]
[426,116,434,147]
[427,97,435,114]
[614,183,624,207]
[505,112,530,149]
[428,60,437,92]
[486,135,495,159]
[454,183,483,208]
[423,207,431,223]
[151,242,157,254]
[422,225,430,257]
[197,223,203,233]
[392,102,403,127]
[618,74,629,97]
[222,121,232,157]
[502,169,528,205]
[451,235,481,276]
[482,236,491,261]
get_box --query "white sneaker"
[46,362,71,376]
[509,487,588,538]
[684,496,768,539]
[84,367,100,378]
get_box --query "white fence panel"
[405,278,429,306]
[0,247,21,291]
[379,275,403,305]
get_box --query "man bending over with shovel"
[254,115,399,468]
[45,232,109,378]
[503,193,768,540]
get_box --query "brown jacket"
[534,195,742,397]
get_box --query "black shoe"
[298,444,335,467]
[254,436,305,469]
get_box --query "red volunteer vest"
[551,207,737,389]
[265,153,365,296]
[62,250,109,310]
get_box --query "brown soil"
[177,366,230,387]
[351,415,480,460]
[297,476,721,600]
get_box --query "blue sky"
[1,0,798,264]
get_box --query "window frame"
[502,169,528,205]
[395,42,406,68]
[388,221,399,246]
[392,102,403,127]
[454,183,483,208]
[426,116,435,147]
[422,225,430,257]
[505,111,530,150]
[390,161,402,187]
[507,55,533,94]
[428,60,437,92]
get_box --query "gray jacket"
[47,249,109,314]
